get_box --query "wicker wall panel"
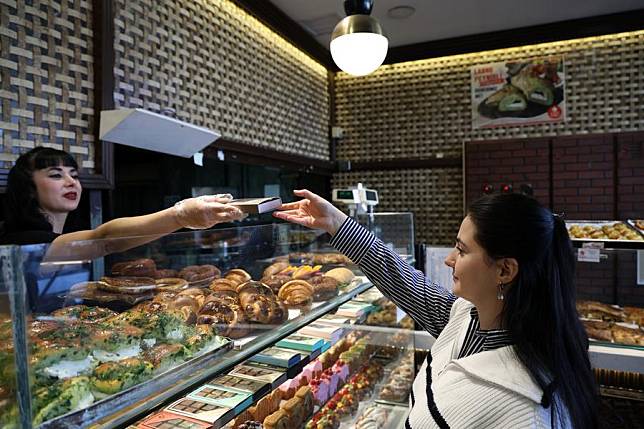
[0,0,95,171]
[332,168,463,245]
[335,30,644,162]
[113,0,330,160]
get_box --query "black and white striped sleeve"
[329,217,456,338]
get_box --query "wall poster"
[472,56,565,128]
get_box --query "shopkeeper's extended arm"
[275,189,456,337]
[45,195,245,261]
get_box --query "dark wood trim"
[203,138,335,176]
[87,0,115,189]
[385,9,644,64]
[230,0,336,70]
[612,134,619,220]
[347,156,462,171]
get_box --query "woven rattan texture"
[334,31,644,162]
[0,0,95,171]
[112,0,330,160]
[332,168,462,245]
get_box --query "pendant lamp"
[330,0,388,76]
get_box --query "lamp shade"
[330,14,388,76]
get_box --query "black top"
[0,227,60,245]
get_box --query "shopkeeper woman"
[0,147,245,258]
[275,189,598,429]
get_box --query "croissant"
[225,269,252,286]
[209,278,238,293]
[278,280,314,307]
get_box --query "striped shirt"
[330,218,564,428]
[330,217,513,356]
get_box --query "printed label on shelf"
[578,248,601,263]
[582,242,604,249]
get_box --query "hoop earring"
[497,282,505,301]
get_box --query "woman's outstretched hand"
[273,189,348,236]
[174,195,246,229]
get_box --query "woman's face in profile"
[444,216,498,303]
[32,165,82,214]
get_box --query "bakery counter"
[123,291,420,429]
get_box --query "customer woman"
[0,147,245,259]
[275,189,598,428]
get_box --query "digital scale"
[332,183,379,219]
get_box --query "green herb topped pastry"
[484,85,527,112]
[32,376,94,425]
[91,357,153,395]
[511,73,555,106]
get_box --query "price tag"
[578,248,600,263]
[582,241,604,249]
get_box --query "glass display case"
[0,213,416,428]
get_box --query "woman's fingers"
[278,200,306,211]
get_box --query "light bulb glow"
[331,32,388,76]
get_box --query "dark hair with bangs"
[4,147,79,232]
[467,193,598,429]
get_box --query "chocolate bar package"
[165,397,235,427]
[134,409,215,429]
[209,374,270,401]
[187,385,253,413]
[229,362,288,388]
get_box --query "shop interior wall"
[333,30,644,246]
[464,132,644,305]
[111,0,329,160]
[0,0,98,182]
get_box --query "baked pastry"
[154,268,178,279]
[91,357,153,394]
[295,386,314,420]
[153,290,178,303]
[278,280,314,307]
[209,278,239,293]
[323,268,354,285]
[226,269,253,286]
[261,274,292,295]
[281,397,304,427]
[308,275,339,301]
[264,410,289,429]
[237,281,279,324]
[263,261,289,278]
[197,298,248,338]
[141,343,189,369]
[291,265,322,280]
[576,300,625,322]
[178,265,221,285]
[98,276,157,294]
[611,325,644,346]
[51,305,117,322]
[111,258,157,277]
[624,306,644,326]
[155,277,188,291]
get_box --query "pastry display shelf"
[45,279,376,429]
[571,238,644,250]
[589,344,644,374]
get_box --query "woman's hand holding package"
[174,195,246,229]
[273,189,347,236]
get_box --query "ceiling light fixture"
[330,0,388,76]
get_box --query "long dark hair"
[4,147,79,232]
[468,193,598,429]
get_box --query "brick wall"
[552,135,614,219]
[465,132,644,306]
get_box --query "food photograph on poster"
[472,56,565,128]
